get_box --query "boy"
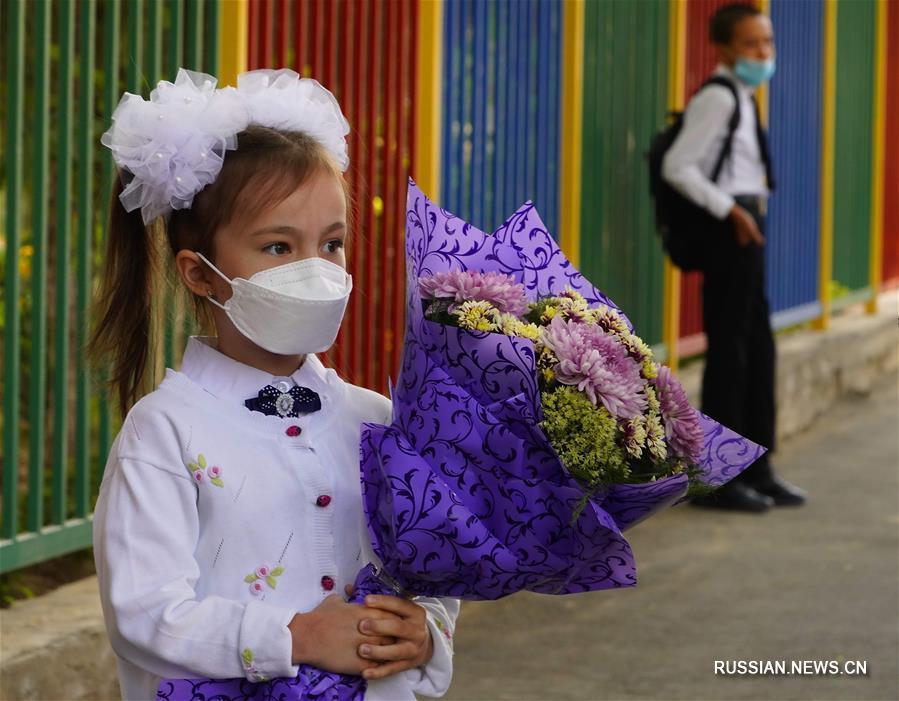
[662,2,806,512]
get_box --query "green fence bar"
[186,0,204,70]
[148,0,163,81]
[580,0,669,346]
[27,0,52,535]
[97,0,122,470]
[75,0,97,519]
[127,0,144,93]
[205,0,220,75]
[3,0,25,543]
[832,0,876,305]
[52,0,76,527]
[169,0,184,74]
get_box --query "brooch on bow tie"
[244,384,322,418]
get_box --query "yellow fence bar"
[867,0,887,314]
[663,0,687,370]
[415,0,444,200]
[814,0,837,331]
[218,0,248,87]
[559,0,584,269]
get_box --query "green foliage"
[540,386,630,488]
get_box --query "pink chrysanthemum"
[653,365,703,462]
[419,270,529,316]
[541,316,647,419]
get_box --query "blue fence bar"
[440,0,562,236]
[767,0,824,328]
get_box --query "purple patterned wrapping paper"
[358,179,767,600]
[156,180,766,700]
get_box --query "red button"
[321,575,335,591]
[285,425,302,437]
[316,495,332,507]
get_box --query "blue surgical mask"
[734,57,776,87]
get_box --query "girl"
[89,68,458,701]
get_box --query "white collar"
[713,62,758,97]
[179,336,333,406]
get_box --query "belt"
[734,194,767,215]
[734,194,763,207]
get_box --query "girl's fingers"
[362,660,414,681]
[358,617,413,639]
[364,595,424,620]
[358,641,418,663]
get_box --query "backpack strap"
[697,75,741,183]
[751,95,776,191]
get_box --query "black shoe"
[690,481,774,513]
[750,475,807,506]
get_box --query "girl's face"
[211,167,347,287]
[176,166,348,367]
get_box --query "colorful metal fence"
[1,0,218,573]
[439,0,562,238]
[1,0,896,575]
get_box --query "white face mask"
[197,252,352,355]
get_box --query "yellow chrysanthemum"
[645,414,667,460]
[454,300,498,332]
[645,384,661,415]
[622,415,647,458]
[558,288,589,313]
[541,305,558,322]
[496,313,542,341]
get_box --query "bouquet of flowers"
[358,180,764,602]
[157,181,765,701]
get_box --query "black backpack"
[647,76,741,272]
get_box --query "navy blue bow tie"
[244,384,322,418]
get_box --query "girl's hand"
[288,595,399,675]
[357,595,435,680]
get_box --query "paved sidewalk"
[435,377,899,701]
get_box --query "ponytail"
[88,176,160,416]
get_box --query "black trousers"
[700,195,775,484]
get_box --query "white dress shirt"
[661,62,770,220]
[92,336,459,701]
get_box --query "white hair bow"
[101,68,350,225]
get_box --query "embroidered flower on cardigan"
[185,453,224,487]
[433,616,453,644]
[241,647,269,683]
[244,563,284,594]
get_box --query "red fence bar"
[678,0,731,354]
